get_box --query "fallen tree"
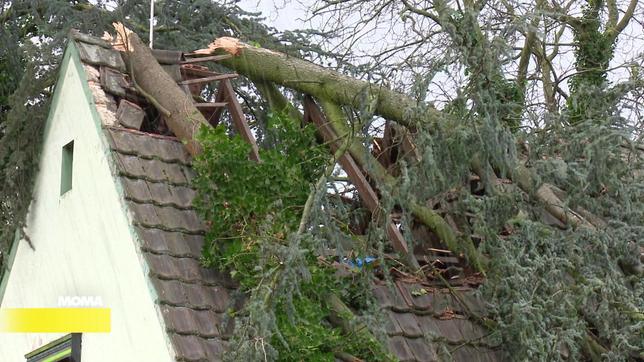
[113,25,485,270]
[113,23,207,156]
[199,37,605,228]
[109,24,642,360]
[194,37,444,130]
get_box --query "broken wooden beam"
[180,54,233,64]
[303,97,409,254]
[220,79,260,162]
[178,73,238,85]
[181,65,222,78]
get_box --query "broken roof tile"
[101,66,128,97]
[80,30,503,359]
[70,29,112,48]
[116,99,145,130]
[76,41,126,71]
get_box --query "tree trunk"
[196,38,442,130]
[113,24,207,156]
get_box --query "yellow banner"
[0,308,111,333]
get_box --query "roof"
[69,30,505,361]
[105,128,235,360]
[373,281,502,361]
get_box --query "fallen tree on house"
[111,19,643,361]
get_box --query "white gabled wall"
[0,44,173,362]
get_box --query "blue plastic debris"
[342,256,377,268]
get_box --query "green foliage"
[481,220,643,360]
[475,116,644,360]
[193,113,389,361]
[194,113,325,277]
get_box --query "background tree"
[289,0,644,359]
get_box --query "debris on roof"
[70,30,505,361]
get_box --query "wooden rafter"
[303,97,409,254]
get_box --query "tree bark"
[113,24,208,156]
[196,38,443,130]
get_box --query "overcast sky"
[239,0,312,31]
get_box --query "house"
[0,31,503,361]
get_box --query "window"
[25,333,81,362]
[60,140,74,195]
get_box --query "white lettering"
[57,295,103,308]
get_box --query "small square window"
[60,140,74,195]
[25,333,81,362]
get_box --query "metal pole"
[149,0,154,48]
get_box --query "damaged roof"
[69,30,505,361]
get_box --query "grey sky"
[239,0,312,31]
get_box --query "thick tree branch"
[606,0,639,40]
[197,38,443,130]
[113,23,207,156]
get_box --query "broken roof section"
[70,29,505,361]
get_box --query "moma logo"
[58,296,104,308]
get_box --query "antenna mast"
[149,0,154,48]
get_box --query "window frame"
[25,333,81,362]
[60,140,74,195]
